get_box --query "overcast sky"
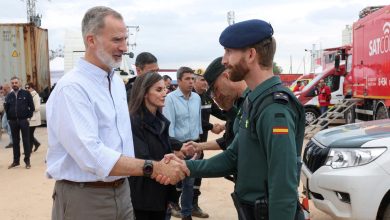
[1,0,389,73]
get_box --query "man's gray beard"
[96,47,121,70]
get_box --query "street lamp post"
[227,11,235,25]
[304,44,316,74]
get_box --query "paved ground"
[0,117,333,219]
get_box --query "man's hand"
[220,123,226,131]
[184,141,202,153]
[174,150,185,159]
[180,144,196,157]
[153,154,189,185]
[211,123,225,134]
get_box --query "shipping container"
[0,23,50,92]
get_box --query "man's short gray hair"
[81,6,123,45]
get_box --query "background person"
[317,79,331,114]
[163,67,202,220]
[125,52,159,101]
[191,71,226,218]
[317,79,331,129]
[2,83,13,149]
[185,57,248,153]
[163,75,173,93]
[5,77,34,169]
[0,85,4,140]
[128,72,175,220]
[293,81,302,92]
[25,82,41,152]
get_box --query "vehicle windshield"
[300,74,322,92]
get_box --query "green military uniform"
[232,88,250,136]
[186,76,305,220]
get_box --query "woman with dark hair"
[128,72,174,220]
[25,82,41,152]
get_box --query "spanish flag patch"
[272,127,288,134]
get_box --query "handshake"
[152,154,191,185]
[154,141,202,185]
[151,138,216,185]
[151,123,225,185]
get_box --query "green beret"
[204,57,225,86]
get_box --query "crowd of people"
[2,5,309,220]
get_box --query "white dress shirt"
[46,58,134,182]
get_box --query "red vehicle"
[294,47,348,125]
[277,73,302,87]
[289,73,315,92]
[344,5,390,122]
[296,5,390,125]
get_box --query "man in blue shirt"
[163,67,202,220]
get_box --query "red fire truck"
[296,5,390,125]
[344,5,390,122]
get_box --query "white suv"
[301,119,390,220]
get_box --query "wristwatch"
[143,160,153,178]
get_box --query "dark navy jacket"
[129,107,175,211]
[4,89,34,120]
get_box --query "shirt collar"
[248,76,281,102]
[12,88,21,94]
[234,87,250,109]
[175,88,192,99]
[77,58,114,84]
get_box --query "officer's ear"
[247,48,257,64]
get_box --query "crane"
[23,0,45,27]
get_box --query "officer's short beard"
[228,57,249,82]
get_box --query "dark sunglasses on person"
[25,86,30,89]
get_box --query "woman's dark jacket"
[129,107,175,211]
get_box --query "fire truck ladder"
[304,98,361,139]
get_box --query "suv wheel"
[305,108,320,126]
[376,105,389,120]
[345,106,355,124]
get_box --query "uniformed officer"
[186,57,248,152]
[173,19,306,220]
[190,69,226,218]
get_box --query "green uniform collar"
[234,87,250,108]
[247,76,281,102]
